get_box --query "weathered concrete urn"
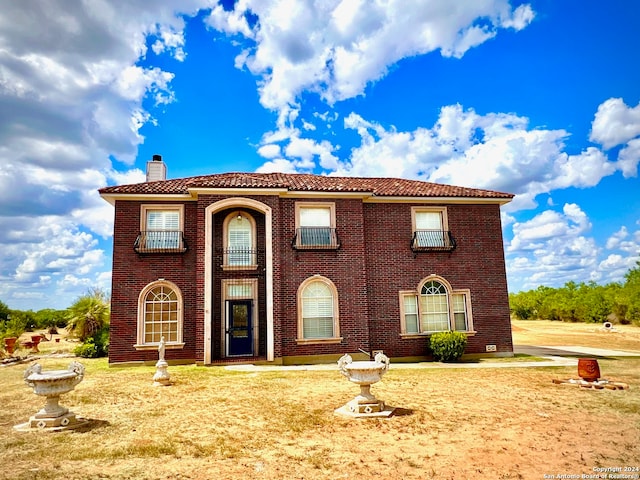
[335,352,395,418]
[15,361,87,431]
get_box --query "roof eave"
[364,195,513,205]
[99,192,195,206]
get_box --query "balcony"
[134,231,187,254]
[292,227,340,250]
[220,248,260,271]
[411,230,456,253]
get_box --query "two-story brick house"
[99,156,514,366]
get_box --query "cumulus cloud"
[208,0,534,112]
[617,138,640,178]
[331,104,618,211]
[255,158,300,173]
[257,144,282,159]
[506,205,640,290]
[508,204,591,252]
[588,98,640,178]
[506,204,599,288]
[590,98,640,150]
[0,0,208,308]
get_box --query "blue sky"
[1,0,639,310]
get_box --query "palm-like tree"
[66,289,110,341]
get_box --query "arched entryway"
[203,198,273,364]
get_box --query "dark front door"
[227,300,253,356]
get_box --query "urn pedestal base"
[14,411,88,431]
[335,401,395,418]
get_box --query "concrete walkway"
[224,346,639,372]
[515,345,640,358]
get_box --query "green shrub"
[74,327,109,358]
[0,314,28,342]
[74,341,98,358]
[93,327,109,356]
[429,331,468,362]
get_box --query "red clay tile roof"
[99,172,514,200]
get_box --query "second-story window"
[223,211,257,269]
[411,207,455,251]
[137,205,185,253]
[294,202,339,249]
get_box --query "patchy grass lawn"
[512,319,640,352]
[0,323,639,480]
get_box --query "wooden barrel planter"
[578,358,600,382]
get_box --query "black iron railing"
[221,249,258,268]
[134,231,187,253]
[411,230,456,252]
[292,227,340,250]
[215,249,265,271]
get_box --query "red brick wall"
[363,202,513,357]
[109,200,198,364]
[109,195,512,364]
[277,198,371,357]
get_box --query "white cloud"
[255,158,299,173]
[506,206,640,291]
[208,0,534,111]
[334,105,618,212]
[257,144,282,159]
[508,204,591,252]
[606,227,628,250]
[506,204,600,289]
[0,0,209,309]
[590,98,640,150]
[617,138,640,178]
[284,137,339,170]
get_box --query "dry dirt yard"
[0,321,639,480]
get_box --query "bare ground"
[1,322,639,480]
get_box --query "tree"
[66,289,110,341]
[0,299,10,321]
[34,308,68,330]
[620,261,640,325]
[509,260,640,324]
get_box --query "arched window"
[223,211,256,268]
[135,280,184,349]
[399,276,473,335]
[297,276,341,343]
[420,280,450,332]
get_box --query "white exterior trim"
[204,197,274,364]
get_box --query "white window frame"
[221,279,259,358]
[294,202,338,249]
[134,279,185,350]
[411,206,449,249]
[139,204,185,252]
[296,275,342,344]
[399,275,474,338]
[222,211,257,270]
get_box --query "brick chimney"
[146,154,167,182]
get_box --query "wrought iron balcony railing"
[292,227,340,250]
[221,248,259,269]
[134,231,187,254]
[411,230,456,252]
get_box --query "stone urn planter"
[14,361,87,431]
[4,337,17,355]
[335,352,395,418]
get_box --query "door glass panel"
[232,304,248,338]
